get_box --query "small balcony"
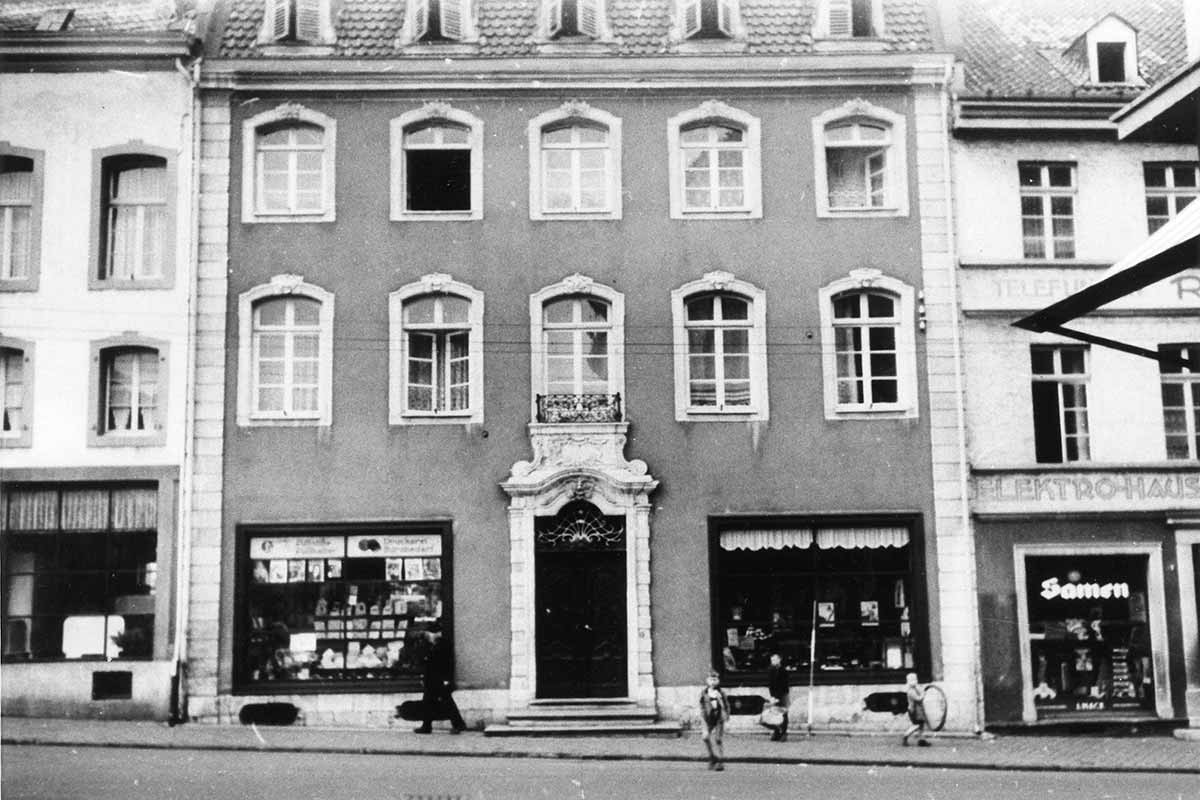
[536,393,623,424]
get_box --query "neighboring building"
[185,0,975,730]
[0,2,201,719]
[952,0,1200,726]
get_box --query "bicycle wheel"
[922,684,948,732]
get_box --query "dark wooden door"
[534,502,627,698]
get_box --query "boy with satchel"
[699,670,730,771]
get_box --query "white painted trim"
[527,101,623,221]
[528,274,625,422]
[388,274,484,425]
[670,270,768,421]
[1174,528,1200,724]
[1012,542,1172,724]
[236,275,335,427]
[1084,16,1140,86]
[389,103,484,221]
[817,269,919,420]
[241,103,337,224]
[666,100,761,220]
[811,98,909,218]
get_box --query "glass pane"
[292,387,318,412]
[866,294,894,318]
[583,357,608,383]
[717,150,743,169]
[824,124,853,143]
[835,326,862,353]
[1143,165,1166,186]
[585,331,607,355]
[290,298,320,326]
[871,379,898,403]
[545,330,573,355]
[542,127,573,146]
[686,297,714,321]
[689,354,715,381]
[256,299,288,326]
[687,328,715,354]
[1047,166,1072,187]
[1018,164,1042,187]
[870,353,897,378]
[858,124,888,142]
[1174,166,1197,188]
[405,126,436,146]
[724,381,751,405]
[716,126,743,143]
[689,382,716,406]
[257,387,283,412]
[292,360,318,385]
[685,150,711,171]
[544,299,574,324]
[833,295,861,319]
[257,333,285,359]
[441,296,469,324]
[723,329,749,354]
[257,360,284,384]
[679,126,710,145]
[577,126,607,145]
[404,296,436,324]
[292,334,319,358]
[1145,196,1169,216]
[1020,196,1043,216]
[1030,348,1055,375]
[723,353,749,380]
[1160,382,1184,406]
[1050,196,1073,216]
[721,296,748,320]
[868,327,896,351]
[1060,348,1086,374]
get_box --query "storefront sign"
[972,470,1200,514]
[1039,576,1130,601]
[345,534,442,558]
[959,266,1200,313]
[248,536,345,559]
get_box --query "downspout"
[936,61,985,734]
[170,54,202,726]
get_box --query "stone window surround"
[667,100,762,220]
[0,142,43,293]
[390,102,484,222]
[527,100,623,221]
[241,103,337,224]
[811,98,909,218]
[87,333,170,448]
[89,142,177,291]
[0,336,33,448]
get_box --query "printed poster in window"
[326,558,343,579]
[307,559,325,583]
[860,600,879,627]
[420,557,441,580]
[287,559,306,583]
[385,558,404,582]
[404,558,428,581]
[269,559,288,584]
[817,602,836,627]
[252,560,270,584]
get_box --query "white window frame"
[389,274,484,425]
[529,274,625,422]
[1018,162,1076,261]
[817,269,918,420]
[1030,344,1091,464]
[0,337,33,448]
[539,0,612,40]
[390,103,483,222]
[1159,343,1200,461]
[528,101,622,221]
[237,274,335,427]
[1143,162,1198,235]
[671,270,767,422]
[667,101,761,220]
[1084,16,1138,85]
[87,334,169,448]
[242,104,337,224]
[0,143,43,292]
[258,0,336,44]
[397,0,478,44]
[812,99,908,218]
[815,0,884,39]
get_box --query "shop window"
[1023,554,1155,718]
[390,104,483,221]
[528,102,622,220]
[389,275,484,424]
[668,101,761,219]
[1031,345,1090,463]
[1,144,43,292]
[712,519,922,683]
[88,336,168,448]
[2,485,159,663]
[398,0,478,44]
[242,105,336,223]
[1019,162,1076,259]
[1159,343,1200,460]
[237,276,334,427]
[1144,163,1198,235]
[1,339,32,448]
[671,271,767,421]
[237,524,451,691]
[812,100,907,217]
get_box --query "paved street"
[3,745,1198,800]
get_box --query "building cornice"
[0,32,198,66]
[953,98,1126,133]
[198,53,954,92]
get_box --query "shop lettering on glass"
[1040,576,1130,601]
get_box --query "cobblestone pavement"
[2,717,1197,774]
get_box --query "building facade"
[182,0,977,730]
[952,0,1200,726]
[0,2,200,719]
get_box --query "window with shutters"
[667,101,761,220]
[812,100,908,218]
[0,338,33,449]
[540,0,611,40]
[390,104,483,221]
[258,0,335,45]
[399,0,477,44]
[88,336,169,447]
[237,276,335,427]
[528,102,622,221]
[674,0,742,40]
[389,275,484,425]
[88,144,176,289]
[818,0,882,38]
[0,144,42,292]
[242,105,337,224]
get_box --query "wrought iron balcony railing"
[536,393,623,424]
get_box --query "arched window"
[237,276,335,426]
[89,143,175,288]
[1,144,43,291]
[528,102,622,220]
[812,100,908,217]
[88,335,169,446]
[242,105,337,223]
[390,104,483,220]
[530,275,624,423]
[389,274,484,424]
[818,270,917,419]
[668,101,761,219]
[671,271,767,420]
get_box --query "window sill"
[88,432,166,448]
[672,209,762,221]
[88,277,174,291]
[391,412,481,426]
[243,211,336,224]
[678,409,767,423]
[239,416,329,428]
[826,406,917,421]
[391,210,481,222]
[0,277,38,292]
[531,210,622,221]
[817,205,907,219]
[0,434,33,449]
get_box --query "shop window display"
[1025,554,1154,717]
[713,522,920,683]
[239,527,448,690]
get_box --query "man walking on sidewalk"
[414,622,467,734]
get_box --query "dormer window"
[260,0,335,45]
[677,0,741,40]
[1096,42,1126,82]
[401,0,477,44]
[542,0,610,40]
[1080,15,1139,85]
[820,0,882,39]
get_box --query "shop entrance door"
[534,501,627,698]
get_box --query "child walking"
[901,672,930,747]
[699,670,730,770]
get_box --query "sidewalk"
[2,717,1197,774]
